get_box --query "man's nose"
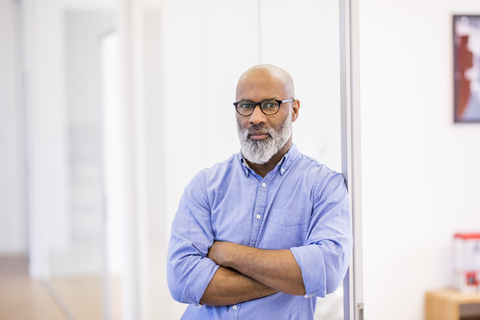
[249,105,267,124]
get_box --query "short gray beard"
[237,109,292,165]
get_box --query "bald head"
[235,64,295,101]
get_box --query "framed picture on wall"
[454,15,480,123]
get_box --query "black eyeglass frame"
[233,98,295,116]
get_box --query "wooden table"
[425,289,480,320]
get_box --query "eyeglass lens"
[237,100,280,115]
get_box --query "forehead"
[236,71,290,101]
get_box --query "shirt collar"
[238,144,300,177]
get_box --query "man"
[167,64,352,319]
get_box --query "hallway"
[0,256,66,320]
[0,256,116,320]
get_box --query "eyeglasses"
[233,98,294,116]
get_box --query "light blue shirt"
[167,144,352,320]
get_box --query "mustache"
[245,124,272,137]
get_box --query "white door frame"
[340,0,364,319]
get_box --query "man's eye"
[240,103,253,109]
[263,101,278,109]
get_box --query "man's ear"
[292,99,300,122]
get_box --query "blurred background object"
[453,232,480,294]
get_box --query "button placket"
[227,303,240,320]
[255,181,268,221]
[248,179,269,247]
[252,169,288,246]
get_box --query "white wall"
[20,0,116,279]
[47,10,117,276]
[360,1,480,319]
[22,0,71,277]
[0,0,26,255]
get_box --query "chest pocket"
[258,209,310,250]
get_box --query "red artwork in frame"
[454,15,480,122]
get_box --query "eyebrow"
[239,98,277,102]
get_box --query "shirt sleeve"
[290,170,353,298]
[167,171,219,306]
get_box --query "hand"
[207,241,233,266]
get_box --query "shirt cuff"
[182,257,220,306]
[290,244,326,298]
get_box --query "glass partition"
[157,0,344,318]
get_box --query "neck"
[246,139,292,178]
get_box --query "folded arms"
[200,241,304,305]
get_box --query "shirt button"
[304,294,310,298]
[256,214,261,219]
[232,305,238,310]
[245,170,248,174]
[281,169,285,173]
[262,182,266,187]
